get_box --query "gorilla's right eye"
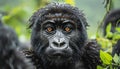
[46,27,54,33]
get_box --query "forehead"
[43,13,77,22]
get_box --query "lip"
[47,52,71,59]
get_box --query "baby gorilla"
[25,3,101,69]
[0,22,34,69]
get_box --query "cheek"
[42,31,54,39]
[68,31,79,40]
[31,31,49,50]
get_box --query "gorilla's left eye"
[46,27,54,32]
[64,27,71,32]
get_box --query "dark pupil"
[47,27,52,32]
[65,27,70,32]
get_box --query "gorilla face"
[43,20,74,58]
[31,14,87,66]
[29,3,88,67]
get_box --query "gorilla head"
[27,3,101,69]
[103,9,120,37]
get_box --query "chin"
[44,46,73,66]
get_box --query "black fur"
[0,22,34,69]
[0,22,19,47]
[26,3,101,69]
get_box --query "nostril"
[53,42,58,46]
[52,41,66,47]
[60,42,66,46]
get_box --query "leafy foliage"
[100,50,112,65]
[97,23,120,69]
[97,0,120,68]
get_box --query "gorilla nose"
[51,38,68,49]
[52,41,66,47]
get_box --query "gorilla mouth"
[45,45,73,60]
[48,52,72,60]
[51,53,67,58]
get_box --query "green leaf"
[115,27,120,33]
[105,23,113,39]
[112,32,120,41]
[97,65,104,69]
[100,50,112,65]
[106,23,111,33]
[113,54,119,64]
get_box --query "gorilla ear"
[28,15,36,28]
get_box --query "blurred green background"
[0,0,120,42]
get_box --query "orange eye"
[47,27,53,32]
[65,27,71,32]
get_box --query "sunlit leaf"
[97,65,104,69]
[113,54,119,64]
[112,32,120,41]
[100,50,112,65]
[115,27,120,33]
[105,23,113,39]
[97,37,112,52]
